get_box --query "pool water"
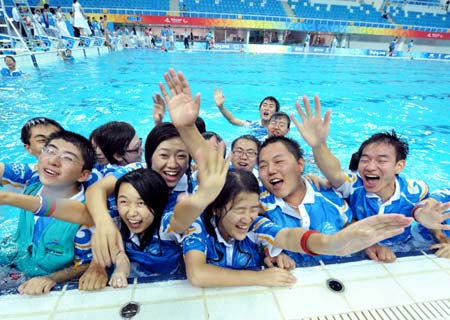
[1,50,449,190]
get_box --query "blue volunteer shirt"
[183,215,283,270]
[260,178,352,265]
[336,172,429,242]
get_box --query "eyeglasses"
[125,138,143,154]
[41,146,80,165]
[232,149,258,159]
[269,120,288,129]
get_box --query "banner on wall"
[110,14,450,41]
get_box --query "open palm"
[159,68,200,128]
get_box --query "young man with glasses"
[0,130,96,294]
[230,135,260,176]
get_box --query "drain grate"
[302,299,450,320]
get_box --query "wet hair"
[144,122,193,192]
[357,130,409,162]
[269,111,291,128]
[259,136,304,163]
[259,96,280,112]
[203,169,260,238]
[348,152,359,171]
[195,117,206,134]
[45,130,96,171]
[89,121,136,165]
[114,168,169,250]
[231,134,261,152]
[4,55,16,63]
[21,117,64,145]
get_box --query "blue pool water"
[0,50,449,292]
[1,50,449,190]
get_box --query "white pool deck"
[1,252,449,320]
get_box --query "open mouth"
[364,174,380,188]
[162,170,180,183]
[127,219,142,229]
[43,168,59,177]
[269,178,283,190]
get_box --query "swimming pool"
[1,50,449,190]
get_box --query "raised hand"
[214,87,225,107]
[152,93,166,125]
[159,68,200,128]
[194,140,231,205]
[413,199,450,231]
[290,95,331,148]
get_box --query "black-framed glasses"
[232,148,258,159]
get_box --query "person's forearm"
[176,125,209,163]
[48,264,90,283]
[217,105,244,126]
[313,143,346,188]
[0,191,93,225]
[171,189,211,233]
[187,262,264,287]
[85,178,115,225]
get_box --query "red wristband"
[300,230,320,256]
[411,203,425,221]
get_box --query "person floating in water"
[1,56,24,77]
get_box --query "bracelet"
[300,230,320,256]
[411,203,425,221]
[34,195,57,217]
[33,195,43,215]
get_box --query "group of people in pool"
[0,68,449,295]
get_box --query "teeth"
[270,178,281,184]
[238,162,248,166]
[44,168,57,175]
[237,225,248,230]
[164,171,178,176]
[128,219,141,224]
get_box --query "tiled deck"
[1,252,449,320]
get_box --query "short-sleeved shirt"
[183,215,283,270]
[260,178,352,265]
[246,120,268,141]
[336,172,429,242]
[1,163,39,193]
[123,210,187,276]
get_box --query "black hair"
[258,136,304,163]
[259,96,280,112]
[144,122,193,192]
[21,117,64,145]
[203,169,260,238]
[4,55,16,63]
[45,130,95,171]
[114,168,169,250]
[89,121,136,165]
[348,152,359,171]
[269,111,291,128]
[195,117,206,134]
[202,131,223,143]
[231,134,261,152]
[357,130,409,162]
